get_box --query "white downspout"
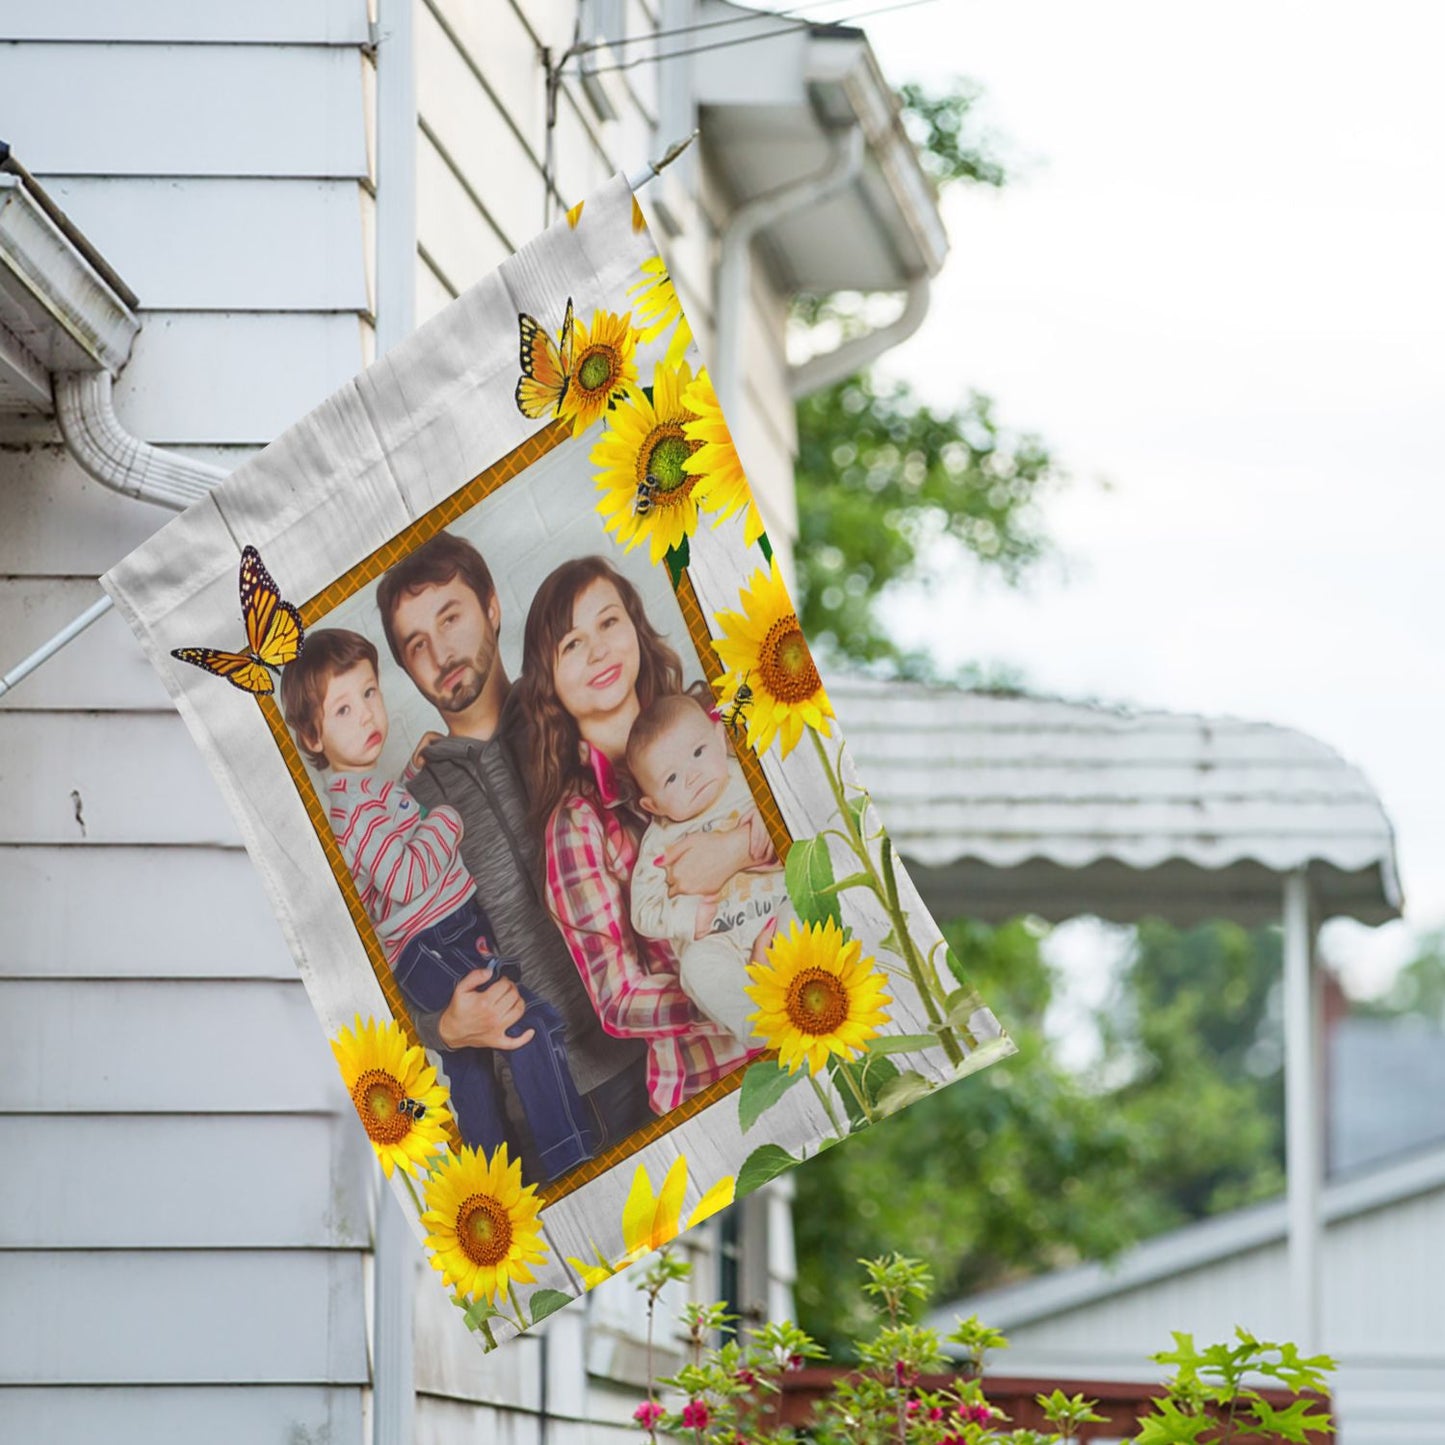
[712,122,865,423]
[787,272,931,399]
[370,0,418,1441]
[53,370,228,507]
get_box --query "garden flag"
[103,175,1014,1349]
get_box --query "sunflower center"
[576,346,619,395]
[352,1068,413,1145]
[758,615,821,703]
[638,425,698,503]
[784,967,849,1036]
[456,1193,514,1267]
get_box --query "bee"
[722,675,754,733]
[634,475,658,517]
[397,1097,428,1121]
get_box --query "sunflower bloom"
[559,308,639,436]
[567,1156,736,1285]
[331,1016,450,1178]
[421,1144,549,1305]
[712,556,834,758]
[682,367,765,547]
[592,361,704,562]
[628,256,694,368]
[565,199,585,228]
[746,917,892,1075]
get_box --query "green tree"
[1354,928,1445,1024]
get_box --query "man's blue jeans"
[394,900,599,1182]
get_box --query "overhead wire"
[565,0,880,59]
[570,0,940,77]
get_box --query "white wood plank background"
[0,1251,369,1384]
[6,45,369,179]
[0,978,343,1112]
[0,846,291,979]
[0,1385,365,1445]
[0,0,368,43]
[42,178,371,313]
[0,1113,372,1248]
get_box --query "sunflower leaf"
[878,926,905,959]
[784,834,841,928]
[831,1054,899,1129]
[845,791,871,840]
[944,987,985,1030]
[736,1143,799,1197]
[864,1032,939,1057]
[759,531,773,564]
[874,1070,935,1117]
[943,944,972,989]
[738,1057,803,1132]
[528,1288,574,1325]
[454,1292,501,1331]
[664,536,690,587]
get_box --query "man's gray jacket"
[406,724,644,1096]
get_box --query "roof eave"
[0,171,140,413]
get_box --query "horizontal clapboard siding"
[0,1386,364,1445]
[40,178,371,314]
[0,9,378,1437]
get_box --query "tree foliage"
[793,920,1289,1354]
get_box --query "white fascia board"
[0,173,139,384]
[805,37,948,277]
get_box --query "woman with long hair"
[514,556,760,1116]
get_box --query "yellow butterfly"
[514,298,575,420]
[171,545,304,695]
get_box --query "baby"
[280,628,597,1181]
[627,692,786,1042]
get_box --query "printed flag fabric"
[103,174,1015,1349]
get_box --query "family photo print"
[104,174,1013,1349]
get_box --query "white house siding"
[1,0,806,1439]
[0,4,377,1440]
[970,1179,1445,1445]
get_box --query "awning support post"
[1282,867,1322,1350]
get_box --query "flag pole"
[0,133,699,703]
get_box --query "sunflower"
[567,1156,736,1286]
[330,1016,450,1178]
[745,917,892,1075]
[592,361,705,562]
[711,556,834,758]
[421,1143,549,1305]
[628,256,694,368]
[559,308,639,436]
[682,367,765,548]
[565,198,585,228]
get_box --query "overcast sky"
[824,0,1445,997]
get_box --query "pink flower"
[633,1400,665,1428]
[907,1399,922,1417]
[962,1402,993,1425]
[735,1366,759,1386]
[928,1405,946,1421]
[681,1399,711,1430]
[894,1360,918,1387]
[786,1353,806,1372]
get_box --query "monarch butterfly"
[171,545,304,695]
[514,298,574,420]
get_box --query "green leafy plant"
[628,1253,1335,1445]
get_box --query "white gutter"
[712,121,864,421]
[787,272,931,399]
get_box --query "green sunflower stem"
[808,1069,848,1139]
[508,1280,530,1329]
[808,729,966,1070]
[397,1166,426,1219]
[834,1056,877,1126]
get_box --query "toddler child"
[280,628,597,1181]
[626,692,786,1042]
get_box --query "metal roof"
[836,678,1402,927]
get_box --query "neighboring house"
[929,1144,1445,1445]
[0,3,946,1441]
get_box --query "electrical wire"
[573,0,940,77]
[566,0,884,59]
